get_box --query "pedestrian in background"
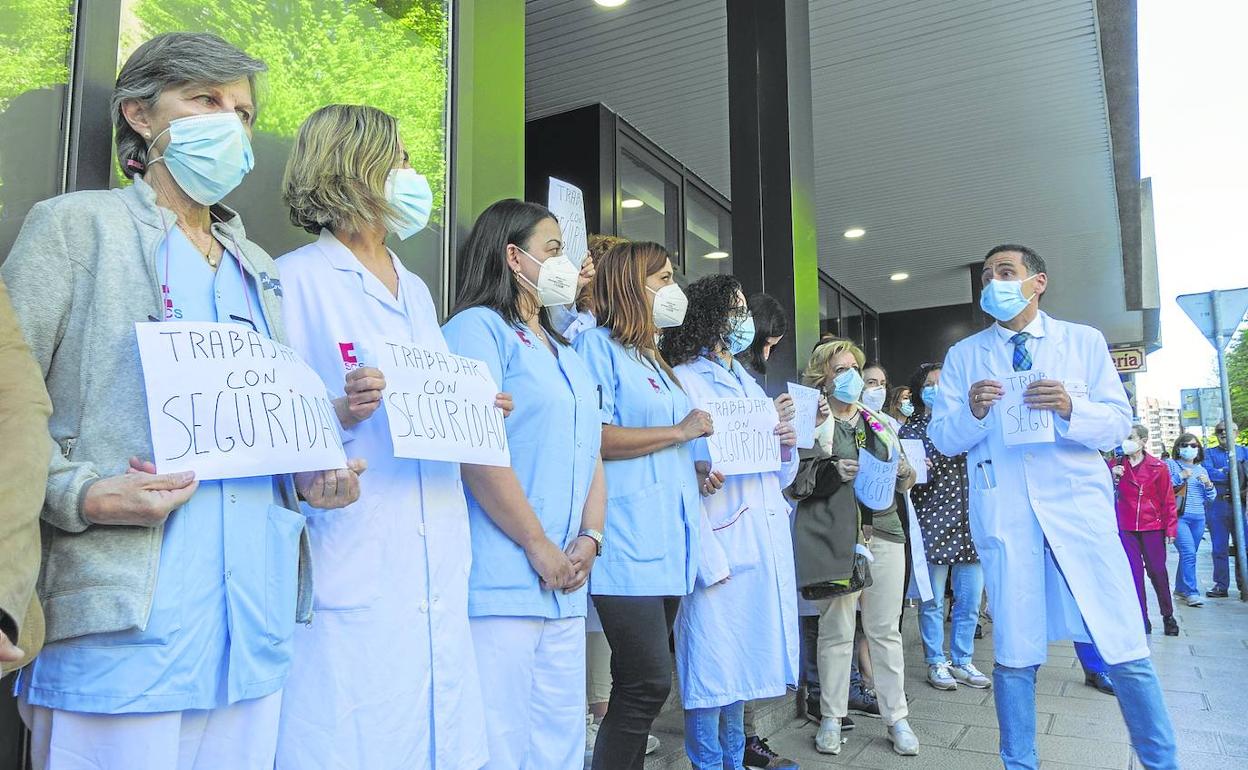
[1202,421,1248,599]
[1168,433,1217,607]
[1111,424,1179,636]
[884,385,913,428]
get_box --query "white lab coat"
[929,312,1146,668]
[672,357,801,709]
[273,231,487,769]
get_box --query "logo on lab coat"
[339,342,359,370]
[161,284,183,320]
[515,329,536,349]
[648,377,661,393]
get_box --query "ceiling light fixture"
[703,251,730,260]
[890,272,909,282]
[595,0,628,7]
[843,228,866,239]
[621,198,644,209]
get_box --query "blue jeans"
[684,701,745,770]
[1207,497,1236,591]
[994,659,1177,769]
[1173,514,1206,597]
[1073,641,1107,675]
[918,562,984,665]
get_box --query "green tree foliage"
[1225,325,1247,444]
[125,0,450,217]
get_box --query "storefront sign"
[135,322,347,480]
[1110,345,1147,374]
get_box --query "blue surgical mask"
[830,367,864,405]
[1179,446,1199,462]
[979,274,1038,323]
[726,314,755,356]
[147,113,254,205]
[899,400,915,418]
[922,384,939,405]
[385,168,433,240]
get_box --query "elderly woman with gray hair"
[1,32,362,770]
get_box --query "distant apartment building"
[1139,397,1182,457]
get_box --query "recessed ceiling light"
[595,0,628,7]
[621,198,644,209]
[703,251,730,260]
[890,272,909,281]
[843,228,866,239]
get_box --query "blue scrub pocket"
[264,504,305,645]
[607,482,667,563]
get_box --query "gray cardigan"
[1,177,312,644]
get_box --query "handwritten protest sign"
[788,382,821,449]
[549,177,589,267]
[900,439,928,484]
[704,397,781,476]
[374,340,510,466]
[854,447,897,510]
[999,371,1055,447]
[135,322,346,480]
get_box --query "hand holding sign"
[704,398,782,476]
[787,382,822,449]
[295,458,366,510]
[900,439,928,484]
[82,459,199,527]
[1023,379,1073,420]
[337,367,387,427]
[548,177,589,268]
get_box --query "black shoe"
[842,715,855,731]
[1163,615,1180,636]
[1144,617,1152,634]
[974,623,983,639]
[1207,587,1229,598]
[804,695,822,722]
[743,735,800,769]
[848,685,882,718]
[1085,672,1116,696]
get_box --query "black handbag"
[801,550,873,600]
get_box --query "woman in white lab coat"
[659,275,800,770]
[272,105,502,770]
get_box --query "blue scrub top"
[22,227,299,714]
[572,326,701,597]
[441,307,601,619]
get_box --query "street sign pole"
[1210,293,1248,601]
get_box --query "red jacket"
[1110,454,1178,537]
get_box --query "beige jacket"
[0,276,51,674]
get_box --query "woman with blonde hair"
[789,338,919,757]
[274,104,504,769]
[573,241,724,770]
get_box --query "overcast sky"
[1134,0,1248,404]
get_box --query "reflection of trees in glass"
[0,0,74,218]
[124,0,450,218]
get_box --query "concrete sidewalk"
[644,543,1247,769]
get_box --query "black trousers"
[590,595,680,770]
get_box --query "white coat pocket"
[711,504,762,575]
[305,501,384,612]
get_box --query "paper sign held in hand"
[135,322,347,480]
[854,447,897,510]
[900,439,928,484]
[548,177,590,268]
[999,372,1055,447]
[787,382,821,449]
[704,397,782,476]
[375,339,510,466]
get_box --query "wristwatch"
[578,528,604,556]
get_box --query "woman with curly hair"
[660,275,800,770]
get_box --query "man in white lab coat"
[929,245,1178,770]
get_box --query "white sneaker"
[927,662,958,690]
[1184,594,1205,607]
[950,662,992,689]
[584,717,599,764]
[888,719,920,756]
[645,734,660,755]
[814,717,844,754]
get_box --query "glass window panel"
[818,276,840,338]
[682,183,732,282]
[842,300,864,349]
[0,0,74,263]
[619,150,679,258]
[865,313,879,362]
[116,0,451,310]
